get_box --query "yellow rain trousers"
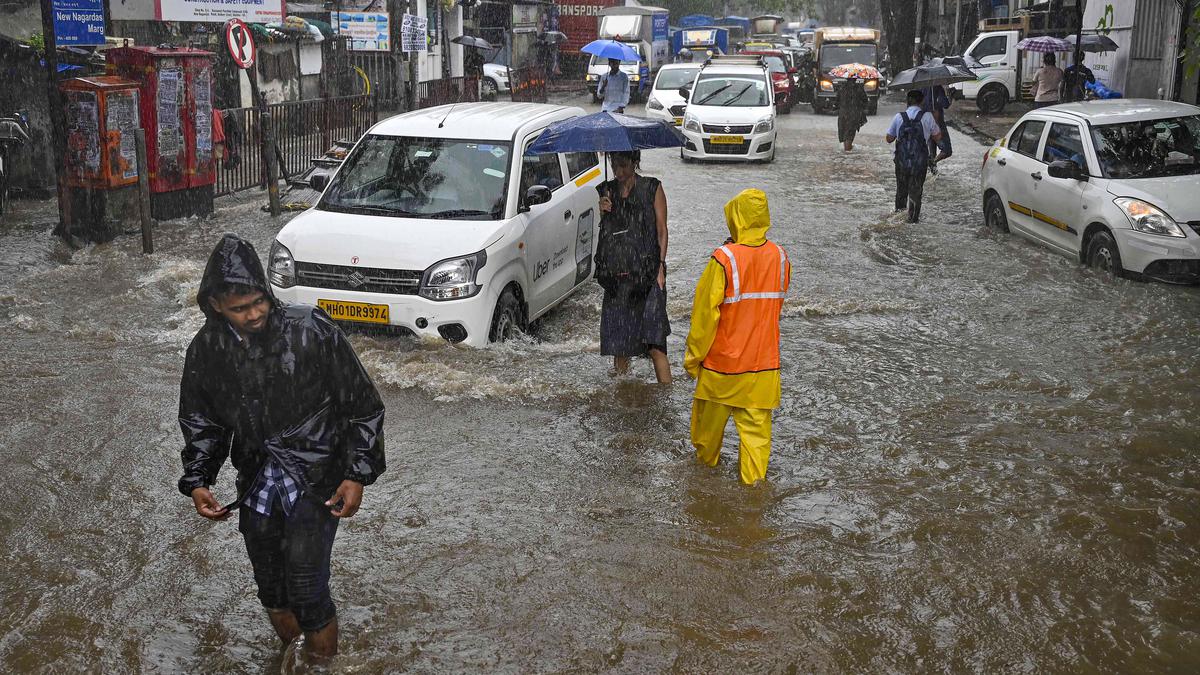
[684,189,787,485]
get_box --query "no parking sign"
[225,19,256,69]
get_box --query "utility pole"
[954,0,963,53]
[37,0,73,240]
[914,0,929,65]
[407,0,419,111]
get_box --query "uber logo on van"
[533,258,549,281]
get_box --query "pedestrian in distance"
[1061,61,1095,102]
[685,189,790,485]
[885,89,942,223]
[596,150,672,383]
[835,77,869,152]
[178,234,386,660]
[1031,52,1064,108]
[920,84,953,173]
[597,57,631,114]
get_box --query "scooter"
[0,113,32,216]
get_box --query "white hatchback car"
[268,103,603,346]
[981,99,1200,283]
[679,57,777,163]
[644,63,701,127]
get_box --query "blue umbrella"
[581,39,641,62]
[527,111,684,189]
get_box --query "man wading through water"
[178,234,386,659]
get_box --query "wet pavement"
[1,95,1199,672]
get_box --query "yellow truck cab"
[811,27,881,115]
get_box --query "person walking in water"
[597,57,630,113]
[596,150,671,383]
[885,89,941,223]
[920,84,953,173]
[178,234,386,659]
[685,189,790,485]
[1031,53,1064,108]
[835,77,868,151]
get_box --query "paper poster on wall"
[194,66,213,164]
[156,68,183,167]
[400,13,427,53]
[156,0,284,24]
[65,91,100,176]
[105,89,140,179]
[331,11,391,51]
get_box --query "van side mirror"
[309,173,330,191]
[525,184,552,207]
[678,86,691,99]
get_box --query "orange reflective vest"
[701,241,789,375]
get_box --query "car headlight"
[268,240,295,288]
[1113,198,1185,238]
[420,251,487,300]
[684,116,701,133]
[647,96,664,110]
[586,74,598,82]
[820,79,833,91]
[753,116,774,133]
[864,79,878,91]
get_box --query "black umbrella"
[1066,33,1119,53]
[452,35,494,50]
[888,62,976,90]
[931,54,983,73]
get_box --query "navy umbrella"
[527,111,685,188]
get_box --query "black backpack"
[896,110,930,172]
[594,177,660,293]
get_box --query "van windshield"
[1091,115,1200,179]
[819,44,876,70]
[319,135,511,220]
[691,74,770,106]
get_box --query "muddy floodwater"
[1,99,1199,672]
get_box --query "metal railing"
[215,94,376,197]
[416,76,481,108]
[510,66,548,103]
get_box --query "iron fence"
[416,76,481,108]
[215,94,376,197]
[510,66,548,103]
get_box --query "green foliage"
[27,31,45,55]
[1188,4,1200,78]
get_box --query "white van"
[268,103,602,346]
[679,57,777,162]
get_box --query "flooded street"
[2,98,1199,672]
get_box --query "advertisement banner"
[332,11,391,52]
[53,0,106,46]
[157,0,285,24]
[652,13,668,41]
[400,13,427,53]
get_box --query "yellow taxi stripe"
[574,166,601,187]
[1008,201,1074,232]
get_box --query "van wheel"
[985,193,1008,233]
[1087,230,1124,279]
[488,287,525,342]
[977,85,1007,114]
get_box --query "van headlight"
[586,74,598,82]
[1114,198,1185,237]
[684,115,701,132]
[820,79,833,91]
[864,79,878,91]
[420,251,487,300]
[753,116,774,133]
[647,96,664,110]
[268,240,296,288]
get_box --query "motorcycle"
[0,113,32,216]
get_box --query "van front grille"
[295,261,422,295]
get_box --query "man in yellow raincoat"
[684,189,790,485]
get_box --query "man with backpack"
[886,89,942,223]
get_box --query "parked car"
[482,62,510,98]
[981,99,1200,283]
[645,63,701,126]
[679,56,777,163]
[269,103,603,346]
[739,49,797,113]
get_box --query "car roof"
[658,63,701,70]
[1031,99,1200,124]
[369,103,580,140]
[741,49,784,55]
[701,65,767,76]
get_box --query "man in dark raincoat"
[178,234,385,658]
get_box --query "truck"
[556,0,623,75]
[671,27,730,60]
[749,15,784,38]
[811,27,881,114]
[585,6,672,103]
[714,16,750,45]
[678,14,716,29]
[948,15,1084,114]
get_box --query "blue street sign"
[53,0,105,47]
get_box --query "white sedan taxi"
[981,99,1200,283]
[644,63,700,127]
[269,103,603,346]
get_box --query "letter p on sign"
[225,19,256,70]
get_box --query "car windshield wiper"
[721,84,755,105]
[696,84,733,105]
[323,203,416,217]
[425,208,495,219]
